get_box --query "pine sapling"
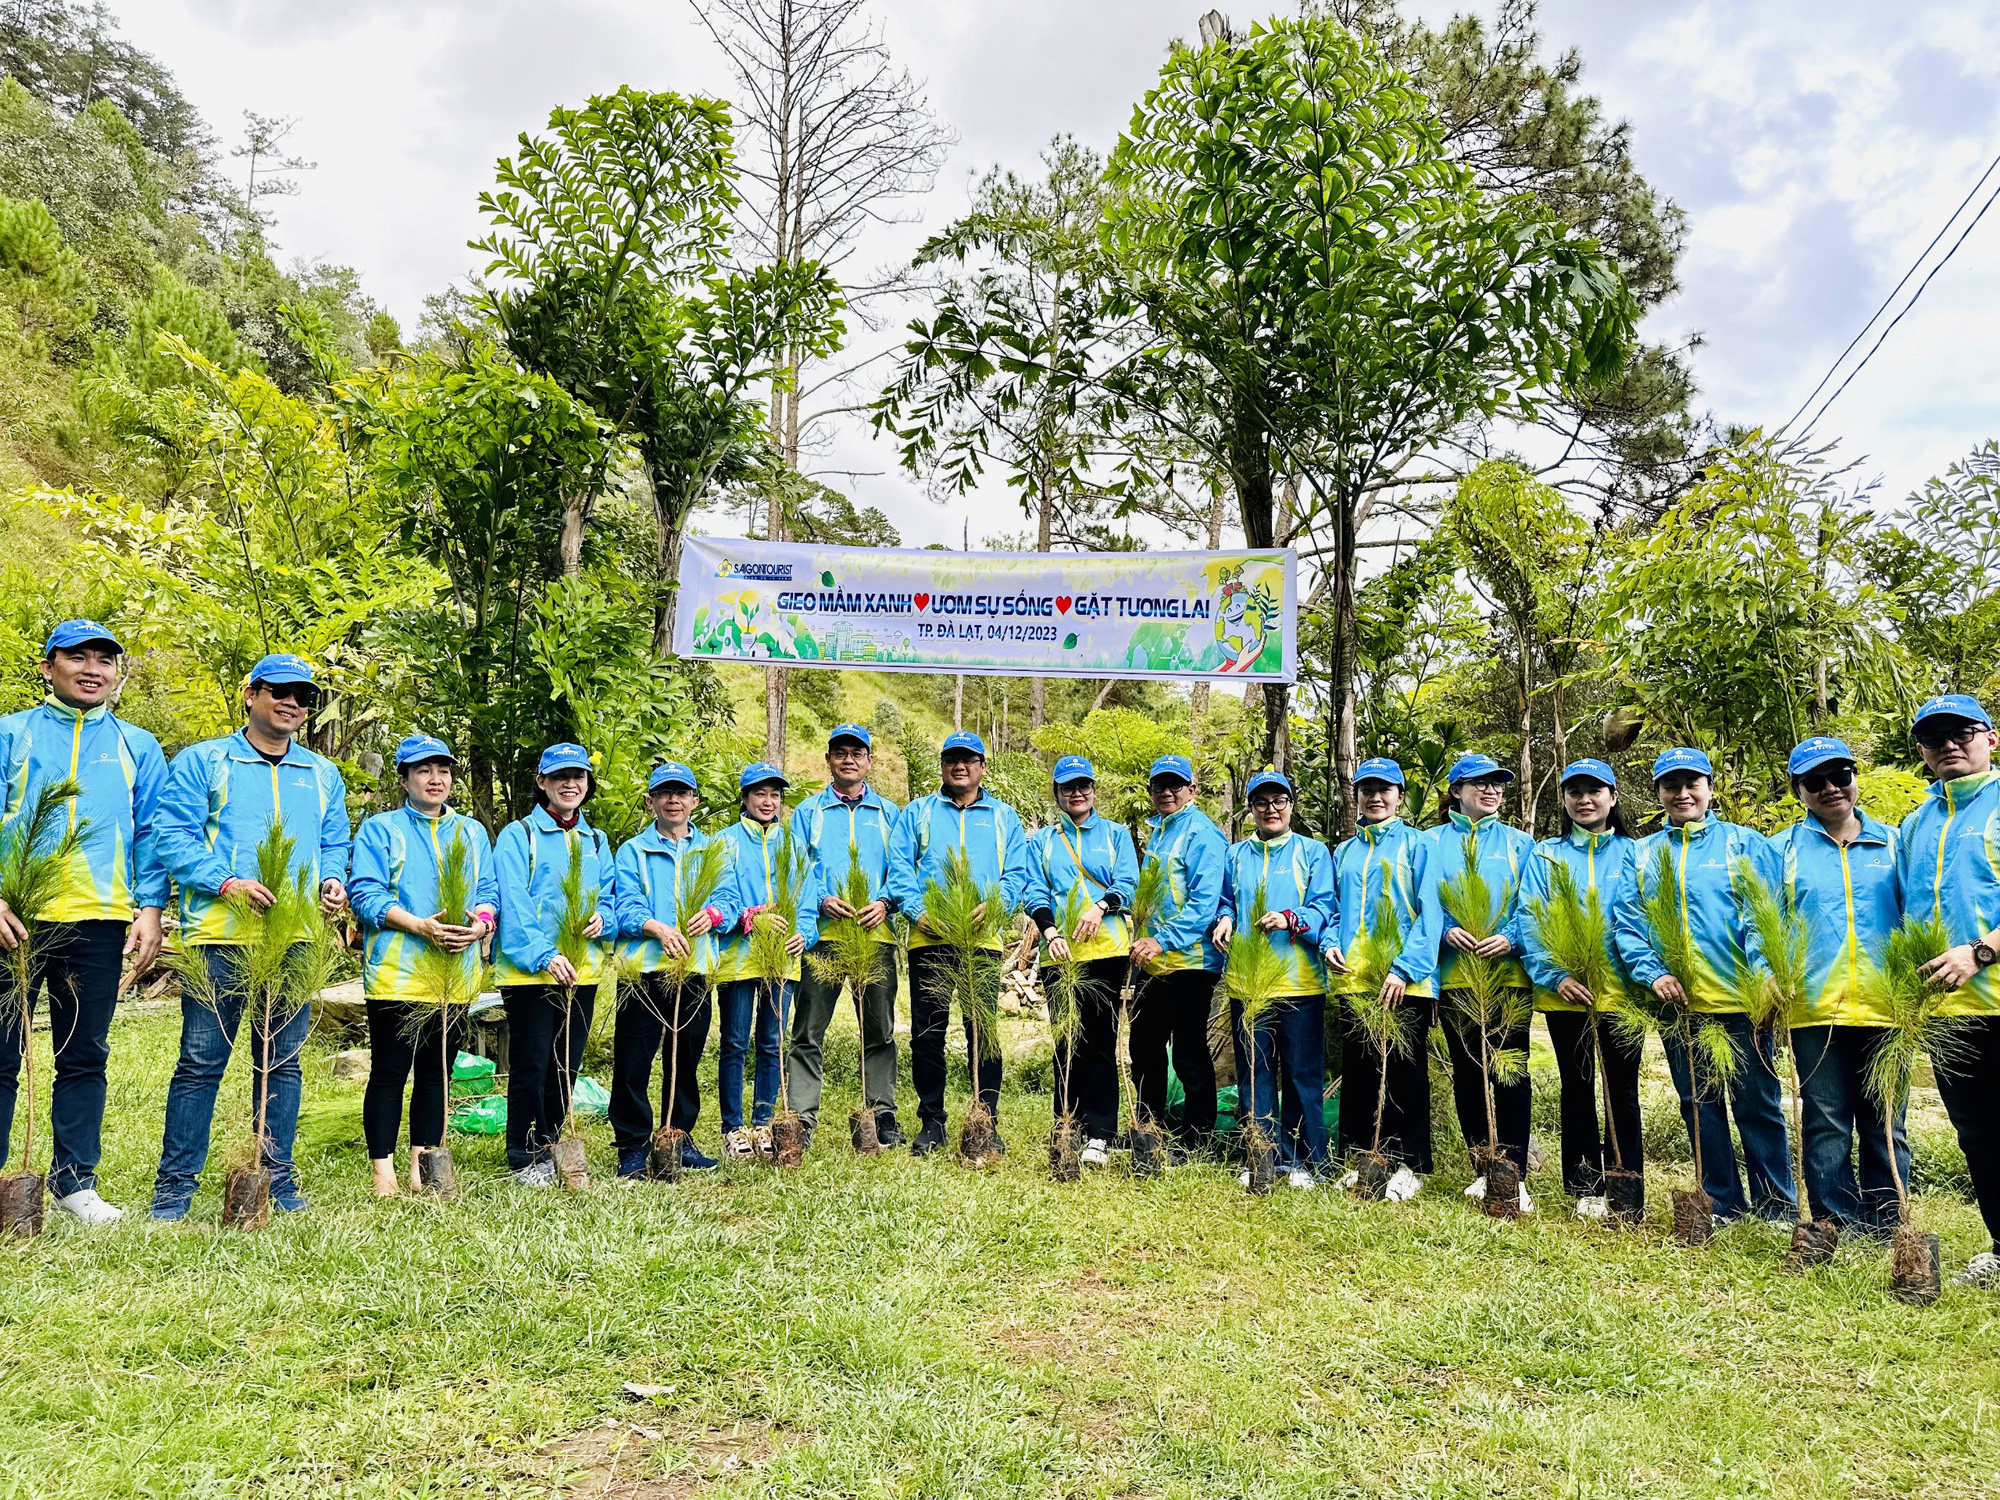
[804,853,887,1154]
[1042,886,1089,1180]
[1120,858,1172,1176]
[748,830,809,1165]
[405,827,480,1197]
[1223,879,1289,1195]
[550,836,597,1188]
[918,848,1011,1163]
[1438,833,1530,1218]
[1343,891,1410,1198]
[644,838,731,1180]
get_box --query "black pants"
[503,983,596,1171]
[1337,992,1434,1172]
[1443,991,1533,1175]
[608,974,713,1150]
[1543,1009,1645,1197]
[1051,956,1123,1139]
[907,945,1002,1127]
[1131,967,1218,1147]
[362,999,462,1158]
[0,920,123,1198]
[1934,1013,2000,1253]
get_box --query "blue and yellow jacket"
[1329,817,1439,998]
[887,789,1031,951]
[1896,770,2000,1017]
[348,804,499,1002]
[789,785,901,918]
[1770,810,1900,1027]
[1139,802,1227,975]
[1515,828,1637,1012]
[1220,830,1338,999]
[492,807,617,986]
[614,823,741,978]
[714,816,821,985]
[155,730,351,946]
[0,697,168,922]
[1027,811,1140,963]
[1613,817,1777,1013]
[1422,812,1534,992]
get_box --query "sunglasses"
[1798,765,1855,795]
[258,682,319,708]
[1915,722,1986,750]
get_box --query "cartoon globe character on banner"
[1214,564,1277,673]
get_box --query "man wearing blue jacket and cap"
[150,652,352,1219]
[1897,694,2000,1286]
[0,620,168,1225]
[887,730,1031,1157]
[787,724,904,1149]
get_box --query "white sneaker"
[723,1128,757,1161]
[511,1161,556,1187]
[1464,1174,1487,1200]
[1286,1169,1317,1190]
[1336,1168,1360,1190]
[1385,1166,1423,1202]
[1956,1250,2000,1287]
[1517,1185,1535,1215]
[1575,1195,1608,1221]
[1237,1169,1252,1187]
[53,1188,122,1226]
[1080,1138,1110,1168]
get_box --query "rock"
[315,978,367,1038]
[330,1048,371,1080]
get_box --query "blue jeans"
[1235,993,1328,1171]
[0,921,124,1198]
[153,946,313,1209]
[1661,1013,1797,1221]
[1794,1024,1909,1234]
[716,979,790,1131]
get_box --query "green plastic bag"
[573,1076,610,1120]
[450,1094,506,1135]
[450,1051,496,1097]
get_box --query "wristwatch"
[1975,941,1998,969]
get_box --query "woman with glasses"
[1769,738,1905,1239]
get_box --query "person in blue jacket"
[1896,694,2000,1286]
[0,620,167,1226]
[786,725,903,1149]
[1514,759,1645,1218]
[1770,736,1906,1239]
[150,652,352,1220]
[1127,754,1225,1161]
[711,762,818,1159]
[610,761,738,1178]
[1215,769,1338,1189]
[347,735,498,1198]
[1612,747,1797,1223]
[1424,752,1538,1212]
[492,743,616,1186]
[886,730,1032,1158]
[1330,758,1442,1202]
[1028,755,1139,1165]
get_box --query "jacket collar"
[1563,826,1617,851]
[1054,810,1101,835]
[638,821,703,852]
[1801,808,1892,847]
[819,782,882,810]
[526,804,592,838]
[1932,769,2000,807]
[738,814,783,840]
[1358,816,1405,844]
[40,695,108,726]
[226,728,312,767]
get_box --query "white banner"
[673,536,1297,684]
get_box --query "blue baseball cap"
[1788,737,1856,776]
[248,652,315,687]
[941,731,987,758]
[739,760,789,791]
[828,723,872,749]
[1913,693,1992,730]
[42,618,121,657]
[1651,747,1713,781]
[1559,758,1617,788]
[537,742,592,776]
[1148,754,1195,785]
[1246,769,1294,799]
[1354,757,1405,787]
[649,761,697,793]
[394,733,455,769]
[1052,755,1095,785]
[1447,752,1515,786]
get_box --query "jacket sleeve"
[318,762,353,885]
[999,806,1033,916]
[153,745,233,896]
[1024,830,1057,932]
[706,841,746,933]
[1153,826,1225,953]
[346,816,397,928]
[792,837,822,949]
[593,829,618,940]
[886,801,926,925]
[494,824,556,977]
[1297,841,1338,945]
[1514,849,1563,992]
[1391,835,1443,985]
[124,728,170,909]
[1218,844,1243,927]
[1108,825,1140,910]
[614,838,650,939]
[471,823,500,921]
[1611,847,1667,989]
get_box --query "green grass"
[3,1006,1999,1498]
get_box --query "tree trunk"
[954,674,964,730]
[1031,460,1055,732]
[1191,482,1226,720]
[559,490,586,577]
[1516,635,1537,835]
[653,513,685,659]
[1325,487,1360,837]
[765,404,793,763]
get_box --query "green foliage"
[1221,882,1287,1023]
[746,831,808,983]
[805,859,883,1003]
[1032,706,1230,831]
[1858,916,1967,1213]
[1346,892,1415,1050]
[1861,439,2000,702]
[408,828,483,1019]
[1735,857,1807,1030]
[1527,860,1615,1003]
[554,837,596,978]
[662,839,731,992]
[918,847,1010,1061]
[0,773,83,929]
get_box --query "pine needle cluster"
[805,857,882,1001]
[1527,860,1615,1002]
[1736,858,1807,1029]
[554,837,597,979]
[747,831,808,983]
[404,827,485,1063]
[663,839,731,991]
[1345,892,1413,1059]
[919,847,1010,1061]
[1858,914,1966,1222]
[1439,834,1530,1086]
[0,778,86,1172]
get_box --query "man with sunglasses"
[150,653,352,1220]
[1897,693,2000,1286]
[1770,737,1906,1240]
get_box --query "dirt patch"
[541,1417,796,1497]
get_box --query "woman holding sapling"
[1329,758,1442,1202]
[493,743,616,1187]
[1516,759,1645,1220]
[1214,769,1338,1190]
[1028,756,1140,1168]
[348,735,498,1197]
[1612,748,1797,1223]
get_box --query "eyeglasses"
[1798,765,1855,795]
[1915,721,1987,750]
[1250,797,1292,813]
[259,682,319,708]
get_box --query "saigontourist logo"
[716,559,794,581]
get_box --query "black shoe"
[990,1132,1007,1157]
[911,1120,947,1157]
[681,1141,719,1171]
[875,1114,906,1149]
[617,1147,648,1181]
[799,1123,816,1154]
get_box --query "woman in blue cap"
[1329,758,1442,1201]
[1515,759,1645,1218]
[347,735,498,1197]
[1028,755,1139,1166]
[1423,752,1537,1211]
[1612,747,1796,1223]
[492,743,617,1186]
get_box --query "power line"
[1781,142,2000,436]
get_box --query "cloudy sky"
[119,0,2000,545]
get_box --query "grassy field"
[3,1002,1998,1500]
